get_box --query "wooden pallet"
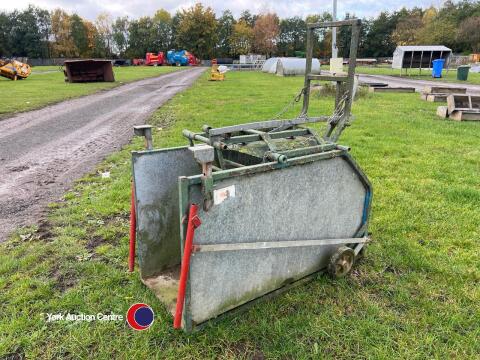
[360,82,388,87]
[437,105,480,121]
[447,94,480,114]
[449,110,480,121]
[420,93,449,102]
[369,87,415,93]
[423,86,467,95]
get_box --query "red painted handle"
[128,182,136,272]
[174,204,201,329]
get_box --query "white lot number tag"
[213,185,235,205]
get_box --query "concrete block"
[436,106,449,118]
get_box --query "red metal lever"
[174,204,201,329]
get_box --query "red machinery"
[132,58,145,66]
[145,52,165,66]
[186,52,200,66]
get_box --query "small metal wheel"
[328,246,355,278]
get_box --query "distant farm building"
[392,45,452,70]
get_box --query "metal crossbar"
[307,19,362,29]
[193,237,370,253]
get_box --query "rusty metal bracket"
[134,125,153,150]
[188,144,215,211]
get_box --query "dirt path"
[0,67,205,242]
[359,74,480,94]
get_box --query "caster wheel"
[328,246,355,278]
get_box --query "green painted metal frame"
[182,19,362,170]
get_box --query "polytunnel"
[261,57,279,73]
[275,58,321,76]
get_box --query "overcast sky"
[1,0,444,20]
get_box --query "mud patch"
[142,265,180,315]
[228,342,265,360]
[52,268,78,292]
[35,219,54,241]
[86,235,104,250]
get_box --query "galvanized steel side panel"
[192,157,365,245]
[190,245,339,324]
[132,147,200,278]
[187,156,367,324]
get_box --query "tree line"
[1,1,480,60]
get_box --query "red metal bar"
[174,204,201,329]
[128,182,136,272]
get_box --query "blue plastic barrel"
[432,59,445,78]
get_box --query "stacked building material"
[437,94,480,121]
[420,86,466,102]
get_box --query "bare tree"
[95,12,113,57]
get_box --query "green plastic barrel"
[457,65,470,81]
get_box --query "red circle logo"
[126,303,154,330]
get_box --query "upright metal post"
[301,27,314,116]
[339,20,360,132]
[325,19,361,142]
[332,0,338,58]
[419,51,423,75]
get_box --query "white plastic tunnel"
[261,57,280,73]
[261,57,321,76]
[275,58,321,76]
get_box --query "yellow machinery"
[0,59,31,80]
[209,64,225,81]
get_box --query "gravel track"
[0,67,205,241]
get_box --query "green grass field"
[30,66,62,73]
[0,71,479,359]
[353,65,480,85]
[0,65,181,117]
